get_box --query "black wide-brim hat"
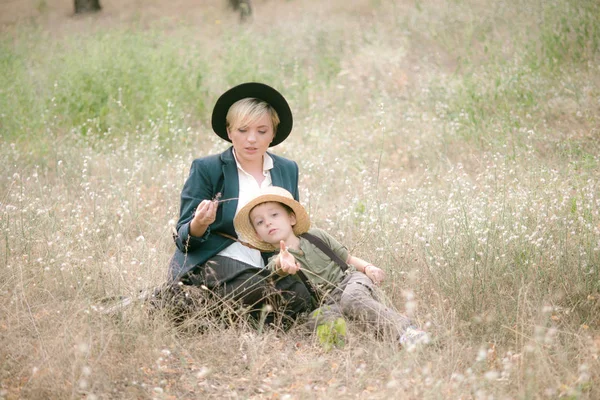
[211,82,293,147]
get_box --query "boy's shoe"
[316,317,347,351]
[399,326,430,350]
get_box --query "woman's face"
[227,112,275,165]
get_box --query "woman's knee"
[275,276,312,309]
[223,274,270,305]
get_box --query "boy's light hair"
[226,98,280,133]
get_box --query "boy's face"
[249,202,297,245]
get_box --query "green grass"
[1,0,600,398]
[1,28,211,145]
[409,0,600,154]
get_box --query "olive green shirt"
[267,228,355,292]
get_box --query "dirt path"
[0,0,244,31]
[0,0,384,33]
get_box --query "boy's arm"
[347,255,386,285]
[313,228,386,285]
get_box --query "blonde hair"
[226,98,280,133]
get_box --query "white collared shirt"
[217,150,274,267]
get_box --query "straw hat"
[234,186,311,251]
[211,82,293,147]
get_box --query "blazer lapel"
[220,148,239,226]
[269,152,283,188]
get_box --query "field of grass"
[1,0,599,398]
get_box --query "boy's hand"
[277,240,300,275]
[365,265,385,285]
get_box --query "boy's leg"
[339,272,413,340]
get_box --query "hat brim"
[211,82,293,147]
[234,193,310,252]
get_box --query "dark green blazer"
[169,146,299,280]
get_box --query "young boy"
[234,186,429,348]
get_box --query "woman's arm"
[177,159,217,229]
[175,158,220,252]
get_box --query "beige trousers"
[306,271,413,339]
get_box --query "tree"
[229,0,252,22]
[75,0,101,14]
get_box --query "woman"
[168,82,311,325]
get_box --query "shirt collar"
[232,149,274,175]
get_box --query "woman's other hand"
[190,199,217,236]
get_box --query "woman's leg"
[272,274,313,322]
[193,255,271,306]
[185,256,311,325]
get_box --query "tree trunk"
[74,0,101,14]
[228,0,252,22]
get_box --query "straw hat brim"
[211,82,293,147]
[234,192,310,252]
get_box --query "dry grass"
[1,0,600,398]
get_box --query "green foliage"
[316,317,347,351]
[35,0,48,14]
[1,28,209,142]
[440,66,542,146]
[48,30,209,136]
[313,30,342,82]
[220,30,289,90]
[419,0,600,150]
[0,22,347,145]
[0,38,42,140]
[532,0,600,70]
[219,26,342,111]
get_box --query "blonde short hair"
[226,98,280,133]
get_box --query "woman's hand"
[365,265,385,286]
[189,199,217,237]
[194,199,218,225]
[276,240,300,275]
